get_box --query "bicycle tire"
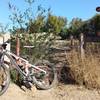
[31,60,57,90]
[0,64,10,96]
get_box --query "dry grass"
[51,40,100,89]
[66,46,100,89]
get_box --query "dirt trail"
[0,83,100,100]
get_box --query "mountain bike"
[0,40,57,96]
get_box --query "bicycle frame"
[2,50,46,79]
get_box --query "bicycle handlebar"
[0,39,10,49]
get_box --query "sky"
[0,0,100,27]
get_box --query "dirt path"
[0,83,100,100]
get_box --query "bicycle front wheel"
[31,60,57,90]
[0,64,10,96]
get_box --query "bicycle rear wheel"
[0,64,10,96]
[31,60,57,90]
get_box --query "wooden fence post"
[16,33,20,83]
[70,35,74,49]
[79,33,85,60]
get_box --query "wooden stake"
[80,33,85,60]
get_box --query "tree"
[69,18,83,37]
[9,0,58,61]
[45,13,67,34]
[28,13,46,33]
[80,14,100,36]
[91,14,100,35]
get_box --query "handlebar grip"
[2,43,7,49]
[1,39,10,49]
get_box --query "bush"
[10,69,23,85]
[66,49,100,89]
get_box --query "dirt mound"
[0,83,36,100]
